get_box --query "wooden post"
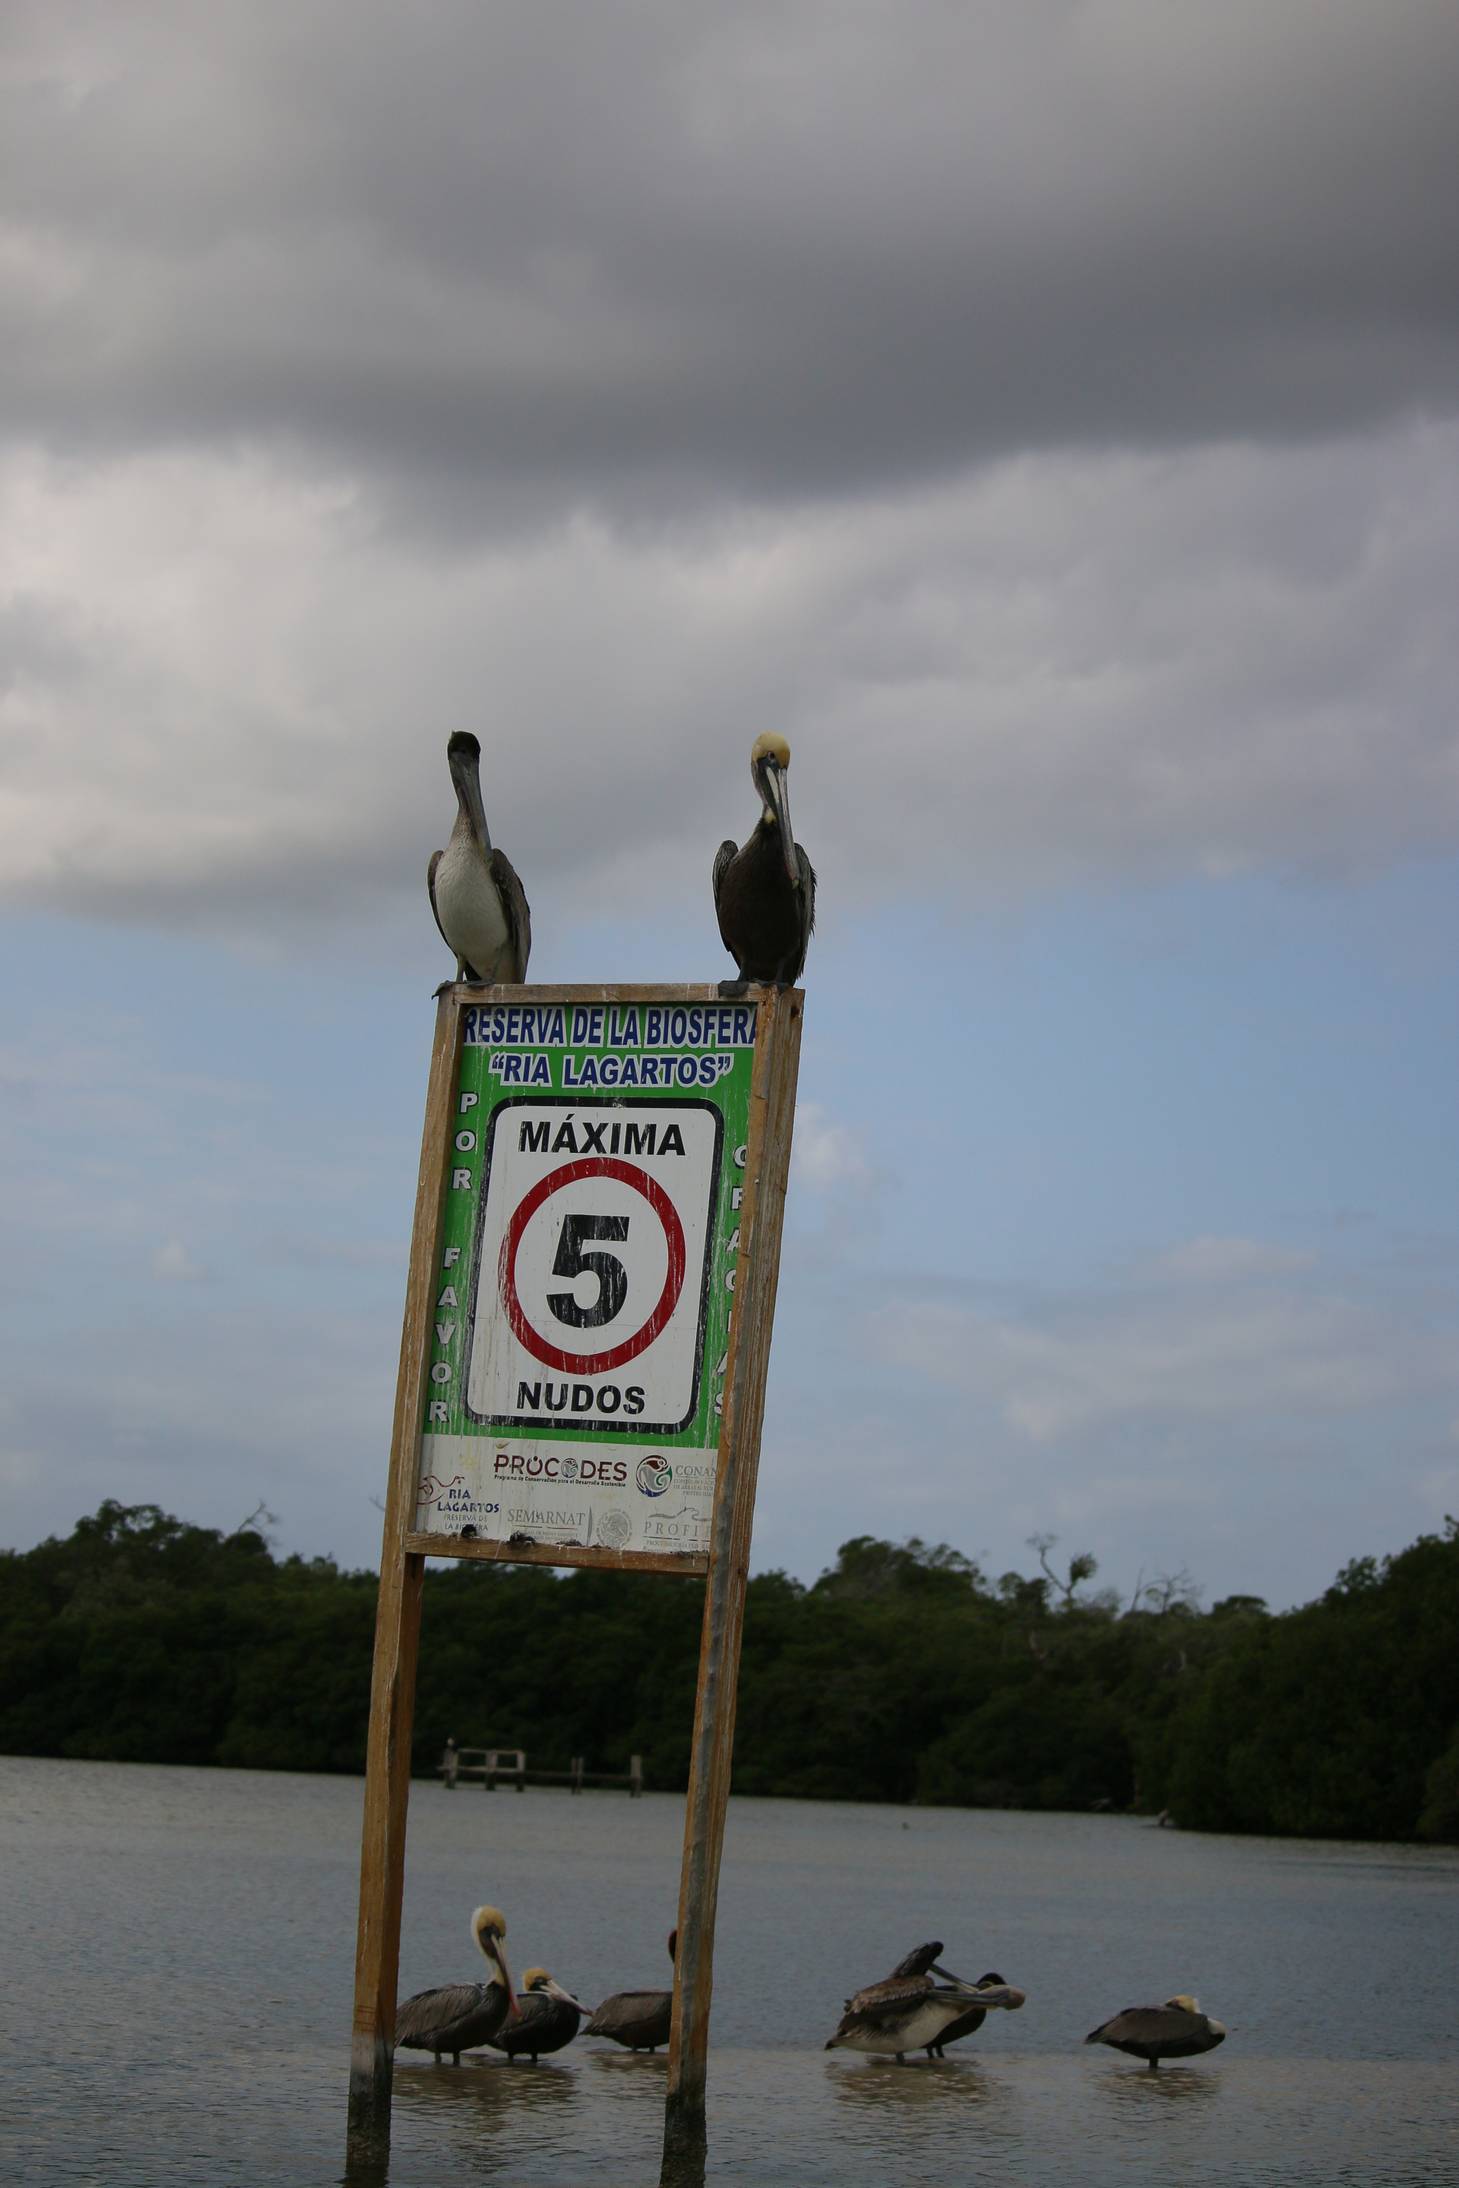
[347,996,459,2152]
[663,985,803,2171]
[630,1753,644,1799]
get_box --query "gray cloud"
[878,1236,1459,1442]
[4,423,1457,947]
[4,2,1459,521]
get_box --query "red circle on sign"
[498,1157,688,1375]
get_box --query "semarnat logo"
[635,1454,672,1497]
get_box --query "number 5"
[547,1214,629,1329]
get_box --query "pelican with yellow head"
[394,1904,518,2065]
[712,732,816,992]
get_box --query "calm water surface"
[2,1757,1456,2185]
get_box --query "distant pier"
[437,1741,644,1796]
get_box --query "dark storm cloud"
[5,1,1459,520]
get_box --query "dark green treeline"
[2,1503,1457,1844]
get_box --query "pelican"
[583,1928,676,2052]
[712,732,815,992]
[825,1943,1025,2063]
[918,1968,1023,2058]
[486,1967,587,2063]
[1084,1995,1227,2070]
[394,1904,518,2065]
[428,731,532,984]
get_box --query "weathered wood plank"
[664,985,803,2164]
[347,994,459,2145]
[403,1530,708,1577]
[435,981,772,1005]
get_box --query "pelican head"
[470,1904,518,2017]
[750,732,798,886]
[522,1966,587,2010]
[446,731,491,849]
[1167,1994,1200,2013]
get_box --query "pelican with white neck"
[428,732,532,984]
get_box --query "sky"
[4,0,1459,1610]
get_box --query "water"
[1,1757,1456,2184]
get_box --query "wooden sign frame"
[347,982,802,2165]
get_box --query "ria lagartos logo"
[635,1454,672,1497]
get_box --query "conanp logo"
[635,1454,673,1497]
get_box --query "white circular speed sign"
[497,1156,687,1376]
[466,1097,722,1431]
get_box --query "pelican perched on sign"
[712,732,815,992]
[428,731,532,984]
[824,1943,1024,2063]
[583,1929,677,2052]
[1084,1995,1227,2070]
[394,1904,518,2065]
[486,1967,587,2062]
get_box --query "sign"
[349,981,801,2156]
[415,996,758,1557]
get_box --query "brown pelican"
[825,1944,1024,2063]
[916,1967,1023,2058]
[428,731,532,984]
[485,1967,586,2062]
[583,1928,676,2052]
[712,732,815,992]
[394,1904,518,2065]
[1084,1995,1227,2070]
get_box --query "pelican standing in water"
[486,1968,587,2062]
[428,731,532,984]
[825,1943,1024,2064]
[917,1967,1024,2059]
[712,732,815,993]
[583,1929,677,2052]
[394,1904,518,2065]
[1084,1995,1227,2069]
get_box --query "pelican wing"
[584,1986,672,2046]
[395,1980,488,2048]
[841,1972,932,2023]
[484,1986,553,2049]
[795,842,817,955]
[426,850,453,957]
[488,848,532,981]
[1087,2004,1196,2046]
[711,838,738,918]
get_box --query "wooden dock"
[437,1742,643,1796]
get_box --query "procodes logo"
[636,1454,672,1498]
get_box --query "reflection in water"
[394,2056,582,2130]
[388,2055,585,2177]
[827,2055,1017,2145]
[585,2046,668,2080]
[1093,2064,1222,2111]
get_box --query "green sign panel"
[415,995,758,1555]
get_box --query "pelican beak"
[549,1979,587,2011]
[974,1984,1026,2011]
[931,1961,973,1987]
[758,757,799,886]
[448,733,492,849]
[495,1938,520,2019]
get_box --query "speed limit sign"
[467,1099,723,1434]
[414,992,790,1560]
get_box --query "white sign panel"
[467,1098,721,1434]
